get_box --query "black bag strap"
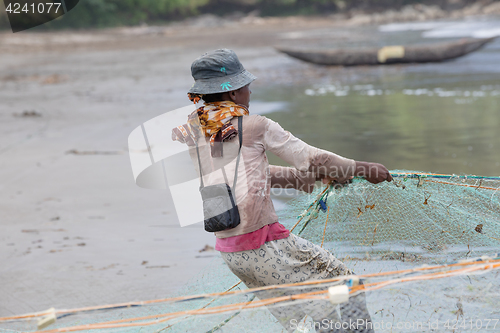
[195,142,205,188]
[232,116,243,190]
[195,116,243,190]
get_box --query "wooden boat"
[276,37,495,66]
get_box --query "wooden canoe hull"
[277,38,495,66]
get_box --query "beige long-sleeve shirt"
[189,114,356,238]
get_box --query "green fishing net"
[282,170,500,269]
[2,171,500,333]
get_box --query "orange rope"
[290,185,330,233]
[424,179,499,191]
[299,203,331,333]
[34,291,327,333]
[351,261,500,295]
[393,172,498,179]
[31,261,500,333]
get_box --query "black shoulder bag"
[195,116,243,232]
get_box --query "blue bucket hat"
[188,49,256,95]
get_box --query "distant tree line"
[0,0,492,30]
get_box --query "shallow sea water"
[254,17,500,177]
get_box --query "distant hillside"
[0,0,498,30]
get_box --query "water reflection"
[258,84,498,176]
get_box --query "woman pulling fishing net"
[172,49,392,333]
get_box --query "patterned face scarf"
[172,96,249,157]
